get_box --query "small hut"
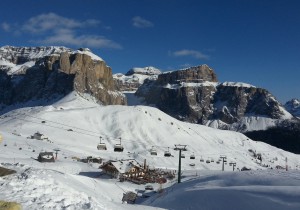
[32,132,48,140]
[38,152,55,162]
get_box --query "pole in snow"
[229,161,236,171]
[220,155,227,171]
[175,144,187,183]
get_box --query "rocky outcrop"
[285,99,300,118]
[0,46,71,65]
[0,46,126,108]
[113,66,161,91]
[156,65,217,85]
[136,65,293,132]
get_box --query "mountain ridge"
[0,46,126,111]
[136,64,293,132]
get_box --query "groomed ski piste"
[0,92,300,210]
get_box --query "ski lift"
[206,159,211,163]
[164,147,171,157]
[150,146,157,156]
[97,136,107,150]
[114,137,124,152]
[190,152,195,159]
[200,157,204,162]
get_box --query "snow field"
[0,92,300,209]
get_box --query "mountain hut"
[100,159,144,179]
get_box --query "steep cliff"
[136,65,293,132]
[0,46,126,109]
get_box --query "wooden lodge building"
[100,159,145,180]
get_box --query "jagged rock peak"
[0,46,105,65]
[0,46,72,64]
[72,48,104,61]
[285,99,300,117]
[113,66,161,91]
[125,66,161,76]
[157,64,218,84]
[0,46,126,107]
[286,99,300,107]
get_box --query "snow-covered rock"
[126,66,161,76]
[285,99,300,118]
[0,46,126,108]
[113,66,161,91]
[136,65,294,132]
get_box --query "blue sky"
[1,0,299,103]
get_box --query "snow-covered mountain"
[113,66,161,91]
[0,92,299,209]
[1,46,300,209]
[0,46,72,74]
[285,99,300,118]
[0,46,125,110]
[126,66,161,76]
[136,65,294,132]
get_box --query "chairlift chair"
[114,137,124,152]
[200,157,204,162]
[181,153,185,158]
[97,143,107,150]
[114,144,124,152]
[190,152,195,159]
[97,136,107,150]
[164,147,172,157]
[150,146,157,156]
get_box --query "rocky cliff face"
[285,99,300,118]
[0,46,71,66]
[0,46,126,109]
[113,66,161,91]
[136,65,293,132]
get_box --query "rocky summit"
[285,99,300,118]
[0,46,126,109]
[136,64,293,132]
[113,66,161,91]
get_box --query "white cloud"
[35,29,122,49]
[4,13,121,49]
[132,16,154,28]
[22,13,100,34]
[171,49,209,59]
[1,22,11,32]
